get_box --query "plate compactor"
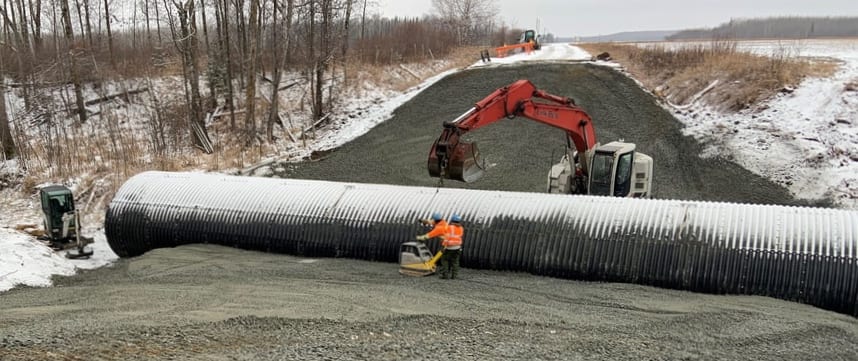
[39,185,94,259]
[398,241,444,277]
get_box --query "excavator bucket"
[428,141,486,183]
[449,142,485,183]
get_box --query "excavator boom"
[427,80,597,183]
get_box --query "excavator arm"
[428,79,598,183]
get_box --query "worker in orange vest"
[439,214,464,279]
[416,212,447,242]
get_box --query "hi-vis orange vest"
[443,224,463,250]
[424,220,448,239]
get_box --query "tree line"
[0,0,510,163]
[668,16,858,41]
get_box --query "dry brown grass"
[578,42,839,111]
[17,126,276,216]
[344,46,483,92]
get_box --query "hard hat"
[431,212,443,221]
[450,214,461,223]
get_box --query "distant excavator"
[519,29,541,50]
[427,79,653,198]
[490,29,541,59]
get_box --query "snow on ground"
[471,42,591,67]
[654,39,858,208]
[0,228,116,292]
[1,172,118,292]
[2,40,854,293]
[279,67,461,161]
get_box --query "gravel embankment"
[2,245,857,360]
[283,63,828,206]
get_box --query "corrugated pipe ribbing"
[106,171,858,316]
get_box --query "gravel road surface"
[2,245,857,360]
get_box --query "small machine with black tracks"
[39,185,94,259]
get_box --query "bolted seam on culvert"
[105,171,858,316]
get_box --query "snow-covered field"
[655,39,858,207]
[1,41,855,292]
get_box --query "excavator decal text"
[536,109,558,119]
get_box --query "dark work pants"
[439,249,461,279]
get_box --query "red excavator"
[427,79,653,197]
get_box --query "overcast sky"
[377,0,858,37]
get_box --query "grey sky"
[378,0,858,37]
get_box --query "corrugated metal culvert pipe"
[106,171,858,317]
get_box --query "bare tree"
[0,57,14,159]
[72,0,86,44]
[243,0,260,142]
[166,0,208,146]
[104,0,115,67]
[144,0,152,45]
[233,0,247,88]
[359,0,366,40]
[60,0,87,123]
[154,0,163,43]
[340,0,352,76]
[215,0,237,129]
[431,0,497,44]
[199,0,217,108]
[28,0,42,49]
[311,0,333,121]
[199,0,210,48]
[267,0,293,141]
[15,0,30,53]
[82,0,93,47]
[2,0,34,110]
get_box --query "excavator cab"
[40,186,77,241]
[519,30,541,50]
[586,142,653,198]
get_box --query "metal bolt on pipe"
[106,171,858,317]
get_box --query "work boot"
[440,274,449,280]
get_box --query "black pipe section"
[106,171,858,316]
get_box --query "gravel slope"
[284,63,827,206]
[2,245,857,361]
